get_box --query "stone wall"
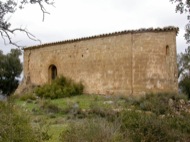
[21,27,178,96]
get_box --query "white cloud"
[0,0,188,53]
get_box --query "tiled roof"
[24,26,179,50]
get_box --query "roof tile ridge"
[24,26,179,50]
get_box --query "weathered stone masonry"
[19,26,179,96]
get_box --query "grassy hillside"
[2,77,190,142]
[15,94,125,142]
[10,93,190,142]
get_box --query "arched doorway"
[48,65,57,83]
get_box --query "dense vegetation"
[1,91,189,142]
[1,77,190,141]
[178,46,190,98]
[0,49,22,96]
[0,99,50,142]
[34,76,84,99]
[171,0,190,98]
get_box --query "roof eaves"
[24,26,179,50]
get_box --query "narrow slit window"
[166,45,169,55]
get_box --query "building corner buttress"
[14,49,32,95]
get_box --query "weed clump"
[60,118,125,142]
[35,76,84,99]
[0,101,51,142]
[129,93,188,115]
[120,93,190,141]
[19,93,38,101]
[39,99,62,114]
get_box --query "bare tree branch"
[1,25,41,48]
[0,0,54,48]
[170,0,190,44]
[20,0,54,21]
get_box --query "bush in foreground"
[19,92,38,101]
[60,118,125,142]
[60,93,190,142]
[0,100,48,142]
[121,110,190,142]
[35,76,84,99]
[121,93,190,142]
[129,93,188,115]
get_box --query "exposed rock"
[103,101,114,104]
[159,115,165,119]
[179,99,185,105]
[168,98,174,107]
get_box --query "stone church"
[18,26,179,96]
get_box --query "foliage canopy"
[0,49,22,95]
[177,46,190,98]
[170,0,190,43]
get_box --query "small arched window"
[48,65,57,83]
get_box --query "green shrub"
[39,99,62,114]
[179,75,190,99]
[0,101,49,142]
[32,117,52,141]
[120,93,190,142]
[121,110,188,142]
[35,76,84,99]
[88,102,119,121]
[132,93,188,115]
[19,93,37,101]
[59,118,125,142]
[166,112,190,136]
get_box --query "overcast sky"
[0,0,188,54]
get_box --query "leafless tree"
[0,0,54,48]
